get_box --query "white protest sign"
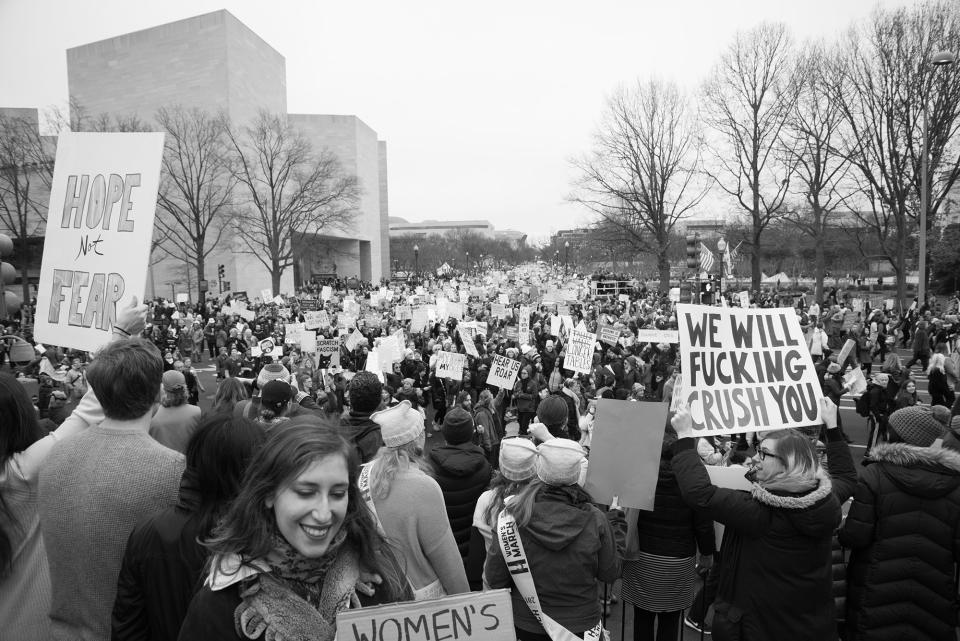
[636,329,680,344]
[488,354,521,389]
[284,323,307,345]
[175,293,189,303]
[677,304,823,435]
[304,310,330,330]
[518,305,531,345]
[410,307,429,333]
[837,338,857,365]
[316,338,341,356]
[377,334,402,365]
[491,303,508,319]
[844,367,868,397]
[321,285,332,301]
[272,295,285,306]
[365,350,384,382]
[344,330,364,352]
[498,293,510,305]
[738,291,750,308]
[261,288,272,302]
[35,132,165,352]
[459,326,480,358]
[435,351,466,380]
[564,329,596,374]
[669,287,681,303]
[299,332,317,354]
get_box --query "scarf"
[234,528,361,641]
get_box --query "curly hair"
[348,371,383,413]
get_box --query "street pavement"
[189,347,932,640]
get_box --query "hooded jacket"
[484,485,626,635]
[839,443,960,641]
[339,411,384,464]
[671,432,856,641]
[427,442,492,561]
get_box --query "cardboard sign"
[317,338,341,356]
[583,399,666,511]
[261,288,272,302]
[738,291,750,308]
[459,327,480,358]
[410,307,429,333]
[304,310,330,330]
[300,332,317,354]
[284,323,307,345]
[335,589,515,641]
[491,303,508,319]
[668,287,681,303]
[598,323,620,346]
[35,132,165,352]
[837,338,857,365]
[488,354,521,389]
[564,329,596,374]
[175,293,189,303]
[345,330,364,352]
[321,286,333,301]
[636,329,680,344]
[435,351,466,380]
[518,306,531,346]
[272,295,285,306]
[676,304,823,434]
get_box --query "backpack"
[855,385,873,418]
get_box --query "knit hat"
[257,362,291,388]
[260,380,292,410]
[931,404,952,427]
[499,438,538,481]
[545,339,555,349]
[537,395,568,427]
[537,439,586,486]
[162,370,186,392]
[888,406,945,447]
[442,407,475,445]
[371,400,424,447]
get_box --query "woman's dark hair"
[0,373,45,574]
[205,417,408,601]
[186,414,266,537]
[483,472,534,526]
[211,378,249,414]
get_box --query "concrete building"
[389,217,526,248]
[60,9,389,299]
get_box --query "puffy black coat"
[427,442,491,563]
[671,431,856,641]
[339,411,383,464]
[634,456,715,559]
[839,443,960,641]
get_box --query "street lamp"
[564,241,570,275]
[919,50,956,306]
[413,244,419,277]
[465,251,470,275]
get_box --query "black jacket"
[339,411,383,464]
[426,442,491,563]
[671,431,856,641]
[112,472,207,641]
[839,443,960,641]
[635,456,715,559]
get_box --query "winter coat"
[484,485,626,636]
[513,377,539,413]
[426,442,492,563]
[839,443,960,641]
[339,412,384,464]
[112,472,207,641]
[671,431,857,641]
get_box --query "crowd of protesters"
[0,263,959,641]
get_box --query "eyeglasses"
[757,448,785,463]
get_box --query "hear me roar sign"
[35,132,165,352]
[676,304,822,434]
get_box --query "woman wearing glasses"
[670,398,857,641]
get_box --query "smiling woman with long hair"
[178,418,410,640]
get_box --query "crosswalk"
[838,349,933,412]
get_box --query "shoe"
[684,616,711,635]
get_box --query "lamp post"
[479,253,484,274]
[413,244,419,277]
[465,251,470,275]
[554,249,559,269]
[919,50,956,306]
[564,241,570,276]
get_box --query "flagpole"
[717,238,727,307]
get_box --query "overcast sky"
[1,0,917,244]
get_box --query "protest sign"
[598,323,620,347]
[175,293,189,303]
[837,338,857,365]
[491,303,507,319]
[738,291,750,308]
[365,350,384,383]
[335,589,514,641]
[636,329,680,344]
[272,295,285,306]
[475,321,488,337]
[299,332,317,354]
[487,354,521,389]
[284,323,307,345]
[316,338,341,356]
[251,337,277,358]
[336,313,356,329]
[583,399,666,511]
[498,293,509,305]
[459,289,470,303]
[377,334,402,366]
[676,304,823,434]
[321,285,332,301]
[345,330,364,352]
[394,304,412,321]
[518,306,530,345]
[557,304,570,316]
[410,307,429,333]
[668,287,681,303]
[304,310,330,330]
[34,132,165,352]
[436,351,466,380]
[458,327,480,358]
[564,329,596,374]
[504,326,518,341]
[261,288,272,302]
[299,297,319,311]
[844,367,867,396]
[852,298,864,313]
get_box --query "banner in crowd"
[436,351,466,380]
[597,323,620,346]
[676,304,823,434]
[458,326,480,358]
[518,306,530,345]
[304,310,330,330]
[636,329,679,344]
[35,132,165,352]
[284,323,307,345]
[335,589,514,641]
[584,399,666,511]
[487,354,521,389]
[316,338,341,356]
[564,328,596,374]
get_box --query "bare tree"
[571,78,708,291]
[829,1,960,305]
[702,22,798,291]
[153,106,236,297]
[227,111,360,295]
[0,111,54,301]
[780,42,853,303]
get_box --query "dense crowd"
[1,264,959,641]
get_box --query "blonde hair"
[927,353,946,376]
[369,441,432,500]
[759,429,822,492]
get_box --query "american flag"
[699,243,715,272]
[724,241,743,275]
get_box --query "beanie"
[442,407,475,445]
[257,362,290,388]
[536,439,585,486]
[888,406,945,447]
[371,400,424,447]
[537,395,568,427]
[499,438,537,481]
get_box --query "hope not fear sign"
[676,304,823,435]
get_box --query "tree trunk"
[658,253,671,293]
[895,242,907,310]
[814,240,825,305]
[271,262,282,297]
[195,257,205,304]
[751,229,762,292]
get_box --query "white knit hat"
[537,439,586,486]
[371,400,424,447]
[499,438,538,481]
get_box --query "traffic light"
[218,264,225,279]
[223,281,231,292]
[686,235,699,269]
[0,233,21,319]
